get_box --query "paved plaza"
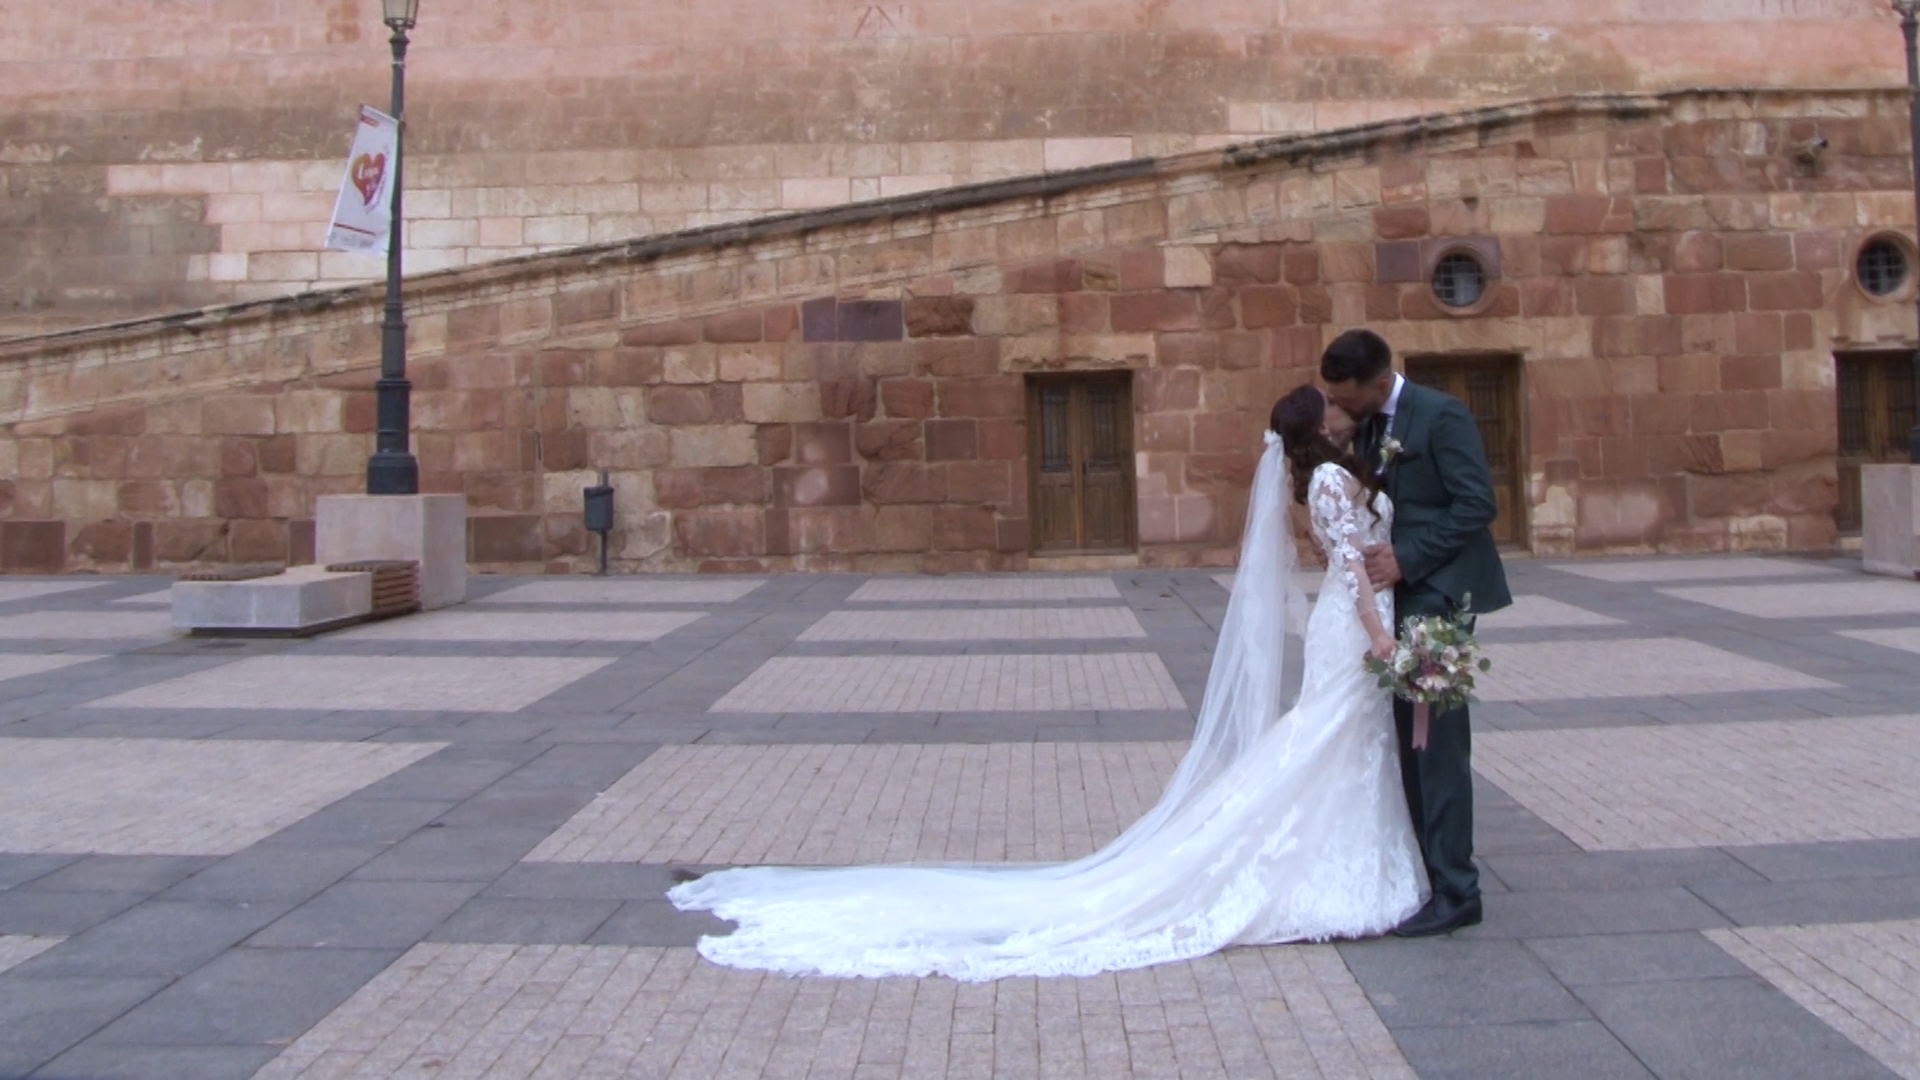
[0,557,1917,1078]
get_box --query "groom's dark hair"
[1319,329,1393,384]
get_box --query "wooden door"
[1836,351,1917,533]
[1028,374,1136,553]
[1404,355,1526,547]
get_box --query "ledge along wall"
[0,88,1914,575]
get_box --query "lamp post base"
[366,450,420,496]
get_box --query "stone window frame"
[1424,239,1502,318]
[1851,231,1918,305]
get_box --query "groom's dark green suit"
[1368,378,1511,908]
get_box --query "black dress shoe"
[1391,895,1483,938]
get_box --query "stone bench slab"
[171,566,373,635]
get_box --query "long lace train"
[667,445,1424,981]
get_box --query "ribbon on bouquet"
[1411,702,1430,751]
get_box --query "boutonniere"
[1379,436,1405,469]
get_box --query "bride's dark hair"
[1269,384,1383,518]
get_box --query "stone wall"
[1,88,1914,574]
[1,0,1899,337]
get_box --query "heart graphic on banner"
[350,152,387,207]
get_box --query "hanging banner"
[324,105,399,254]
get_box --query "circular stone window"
[1431,250,1489,309]
[1856,235,1912,299]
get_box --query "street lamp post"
[367,0,421,494]
[1900,0,1920,462]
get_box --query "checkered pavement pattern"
[0,555,1915,1079]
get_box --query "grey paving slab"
[430,789,600,829]
[1387,1020,1654,1080]
[1474,886,1730,939]
[1729,838,1920,882]
[250,797,458,849]
[1576,977,1900,1080]
[1338,938,1593,1027]
[0,889,146,937]
[162,845,383,903]
[9,898,294,979]
[0,854,80,892]
[482,862,691,901]
[1484,848,1766,892]
[20,855,217,896]
[33,1042,281,1080]
[87,945,400,1049]
[346,826,552,883]
[585,899,737,947]
[423,898,623,944]
[1691,874,1920,927]
[0,974,169,1078]
[1524,932,1756,987]
[246,880,486,950]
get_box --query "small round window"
[1857,236,1911,298]
[1431,251,1488,309]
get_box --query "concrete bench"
[171,565,373,636]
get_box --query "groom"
[1321,329,1512,937]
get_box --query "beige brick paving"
[338,610,705,643]
[0,611,176,641]
[483,579,765,605]
[528,742,1185,865]
[1840,627,1920,655]
[0,737,441,856]
[1477,638,1833,701]
[1475,716,1920,850]
[846,578,1122,603]
[0,654,104,684]
[0,936,63,975]
[1475,595,1622,630]
[1663,580,1920,619]
[1551,557,1842,583]
[250,943,1415,1080]
[90,656,616,713]
[0,582,106,604]
[797,608,1146,642]
[709,655,1188,713]
[1710,920,1920,1080]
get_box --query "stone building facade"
[1,88,1913,575]
[0,0,1901,338]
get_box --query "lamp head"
[383,0,419,30]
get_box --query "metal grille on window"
[1837,362,1871,456]
[1039,385,1071,472]
[1857,237,1909,298]
[1431,251,1487,308]
[1086,386,1119,470]
[1890,360,1918,442]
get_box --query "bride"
[668,384,1426,981]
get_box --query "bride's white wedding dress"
[669,436,1425,981]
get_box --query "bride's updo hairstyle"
[1269,384,1384,516]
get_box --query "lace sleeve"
[1308,464,1366,600]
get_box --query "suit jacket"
[1373,381,1512,616]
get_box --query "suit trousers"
[1393,588,1480,907]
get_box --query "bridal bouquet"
[1363,596,1490,750]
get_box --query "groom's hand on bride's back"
[1363,544,1401,590]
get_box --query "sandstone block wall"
[1,0,1898,337]
[1,89,1914,574]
